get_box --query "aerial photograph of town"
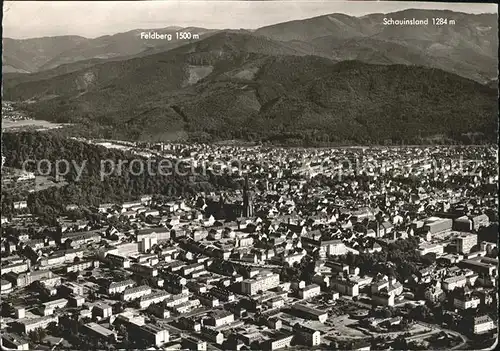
[1,0,498,350]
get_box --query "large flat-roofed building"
[292,304,328,323]
[454,295,481,310]
[122,285,152,301]
[1,279,13,294]
[108,279,136,295]
[174,299,200,314]
[60,230,101,247]
[41,298,68,316]
[5,269,53,288]
[83,322,116,341]
[201,326,224,344]
[164,293,190,308]
[206,311,234,327]
[453,233,478,254]
[39,253,66,268]
[130,263,158,277]
[2,333,29,350]
[372,290,395,306]
[105,253,131,268]
[473,315,495,334]
[480,241,497,255]
[20,315,59,333]
[301,235,349,256]
[1,261,30,275]
[138,291,171,309]
[130,323,170,347]
[113,242,140,256]
[442,275,468,291]
[66,260,98,273]
[262,331,294,351]
[299,284,321,300]
[423,217,453,234]
[459,256,498,277]
[209,286,235,302]
[417,243,444,256]
[147,303,171,319]
[59,282,84,297]
[241,272,280,296]
[137,226,171,242]
[92,303,112,319]
[471,214,490,232]
[293,323,321,346]
[182,336,207,351]
[453,216,473,232]
[331,276,360,297]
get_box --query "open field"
[2,119,70,131]
[2,175,68,193]
[324,315,370,339]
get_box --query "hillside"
[255,9,498,83]
[4,31,497,146]
[2,36,89,72]
[4,9,497,84]
[3,27,217,73]
[256,9,498,54]
[310,36,495,83]
[1,131,238,217]
[3,58,116,89]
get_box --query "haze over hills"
[3,27,218,73]
[2,9,497,145]
[255,9,497,56]
[3,35,89,73]
[254,9,498,83]
[3,9,498,83]
[4,28,497,146]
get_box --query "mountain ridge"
[4,31,497,145]
[3,9,497,146]
[4,9,497,83]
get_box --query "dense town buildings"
[1,143,497,350]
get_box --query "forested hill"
[1,132,239,218]
[6,55,499,146]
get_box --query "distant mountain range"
[255,9,498,83]
[4,9,497,83]
[3,27,218,73]
[3,9,498,145]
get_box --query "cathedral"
[242,175,255,218]
[205,176,255,221]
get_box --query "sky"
[3,0,498,39]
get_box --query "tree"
[46,321,62,335]
[114,301,125,313]
[486,247,498,258]
[346,251,356,266]
[409,305,433,322]
[27,327,46,343]
[421,253,436,265]
[382,308,393,319]
[81,316,91,324]
[117,324,130,347]
[392,335,408,350]
[27,330,39,343]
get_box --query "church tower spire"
[243,175,254,218]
